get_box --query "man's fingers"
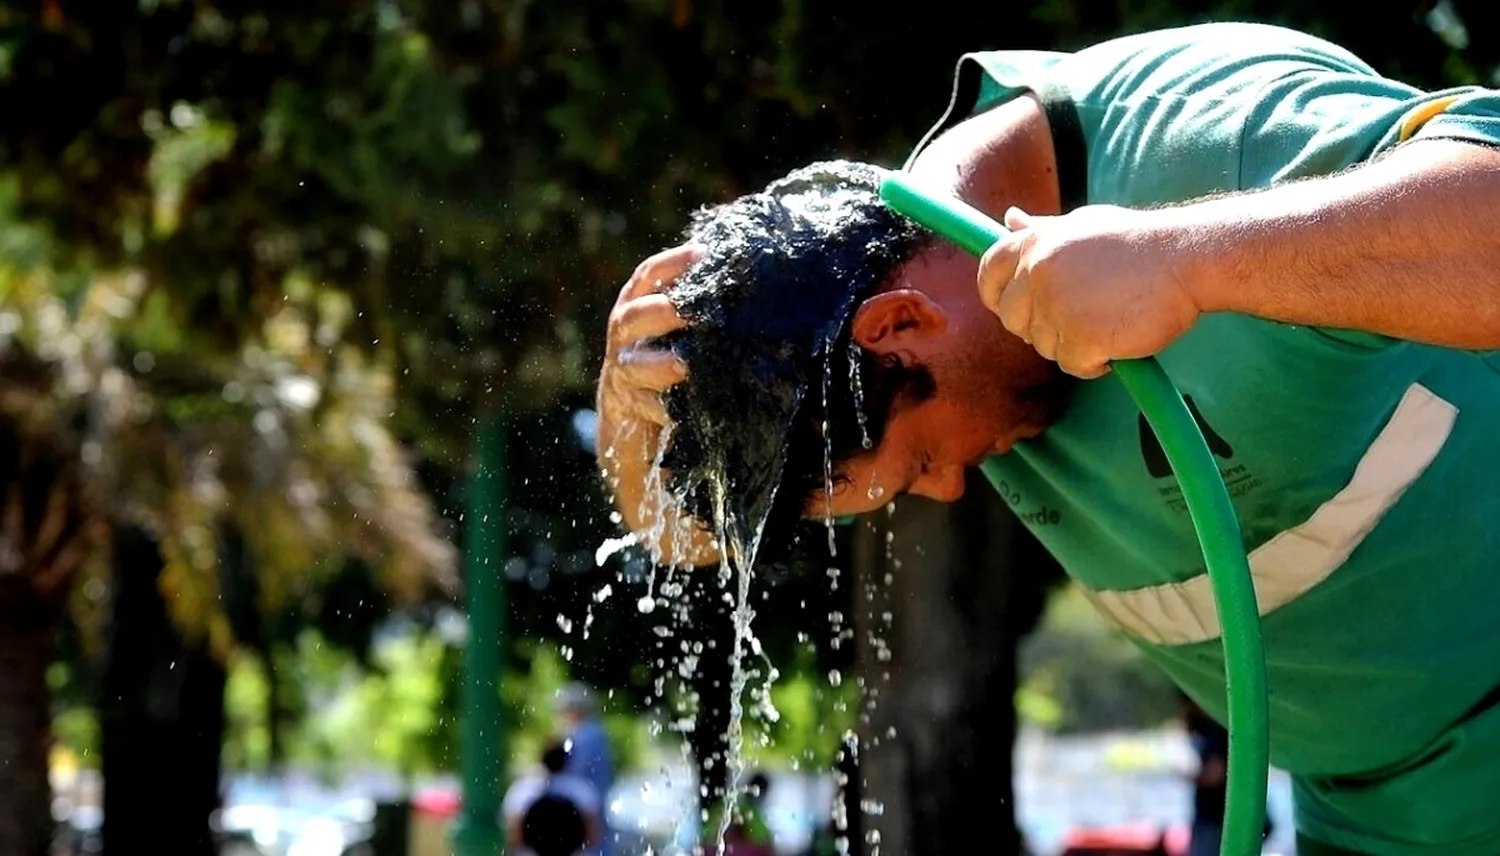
[616,347,688,391]
[1003,206,1037,231]
[610,294,688,350]
[994,274,1034,341]
[976,237,1022,314]
[1030,324,1060,361]
[1056,340,1109,379]
[619,244,704,303]
[1069,363,1110,380]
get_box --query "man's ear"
[850,289,949,353]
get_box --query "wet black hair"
[658,160,936,567]
[541,741,570,774]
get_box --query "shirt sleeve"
[1238,71,1500,187]
[1072,27,1500,349]
[1405,90,1500,149]
[1234,69,1500,348]
[1056,23,1389,208]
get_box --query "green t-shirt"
[907,21,1500,855]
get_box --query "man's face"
[810,386,1011,518]
[804,248,1061,519]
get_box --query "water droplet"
[849,337,872,449]
[636,596,656,614]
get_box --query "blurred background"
[0,2,1493,855]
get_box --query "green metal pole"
[451,411,508,856]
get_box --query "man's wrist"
[1148,205,1246,317]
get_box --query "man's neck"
[905,92,1063,222]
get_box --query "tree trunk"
[849,472,1062,856]
[100,525,227,856]
[0,577,58,856]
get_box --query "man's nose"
[911,466,966,502]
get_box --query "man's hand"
[598,245,696,427]
[595,244,719,568]
[976,205,1203,379]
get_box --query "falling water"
[849,337,871,451]
[592,375,905,856]
[594,159,925,855]
[597,420,780,855]
[821,349,837,558]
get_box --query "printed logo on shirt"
[1138,396,1235,476]
[992,477,1062,526]
[1138,396,1262,510]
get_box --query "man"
[596,20,1500,856]
[501,741,602,856]
[555,683,616,856]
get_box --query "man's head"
[554,682,598,728]
[660,160,1066,562]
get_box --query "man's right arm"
[595,245,720,568]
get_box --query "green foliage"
[505,640,650,776]
[0,258,457,661]
[221,626,658,784]
[747,644,858,771]
[3,0,1496,801]
[226,627,453,779]
[47,661,99,767]
[1017,585,1181,734]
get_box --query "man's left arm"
[982,130,1500,377]
[1175,137,1500,350]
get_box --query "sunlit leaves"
[0,243,455,661]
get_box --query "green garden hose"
[879,173,1270,856]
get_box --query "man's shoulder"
[908,22,1379,173]
[502,775,546,815]
[1071,22,1373,71]
[960,22,1372,76]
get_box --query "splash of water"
[709,475,773,851]
[821,348,837,558]
[599,159,929,855]
[849,338,871,451]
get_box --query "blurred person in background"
[1179,692,1228,856]
[503,740,601,856]
[1179,692,1271,856]
[556,682,616,855]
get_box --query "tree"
[847,478,1063,856]
[0,244,455,854]
[4,3,1490,853]
[0,422,94,856]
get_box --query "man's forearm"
[594,395,717,567]
[1171,138,1500,349]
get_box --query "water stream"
[602,361,893,854]
[592,160,915,855]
